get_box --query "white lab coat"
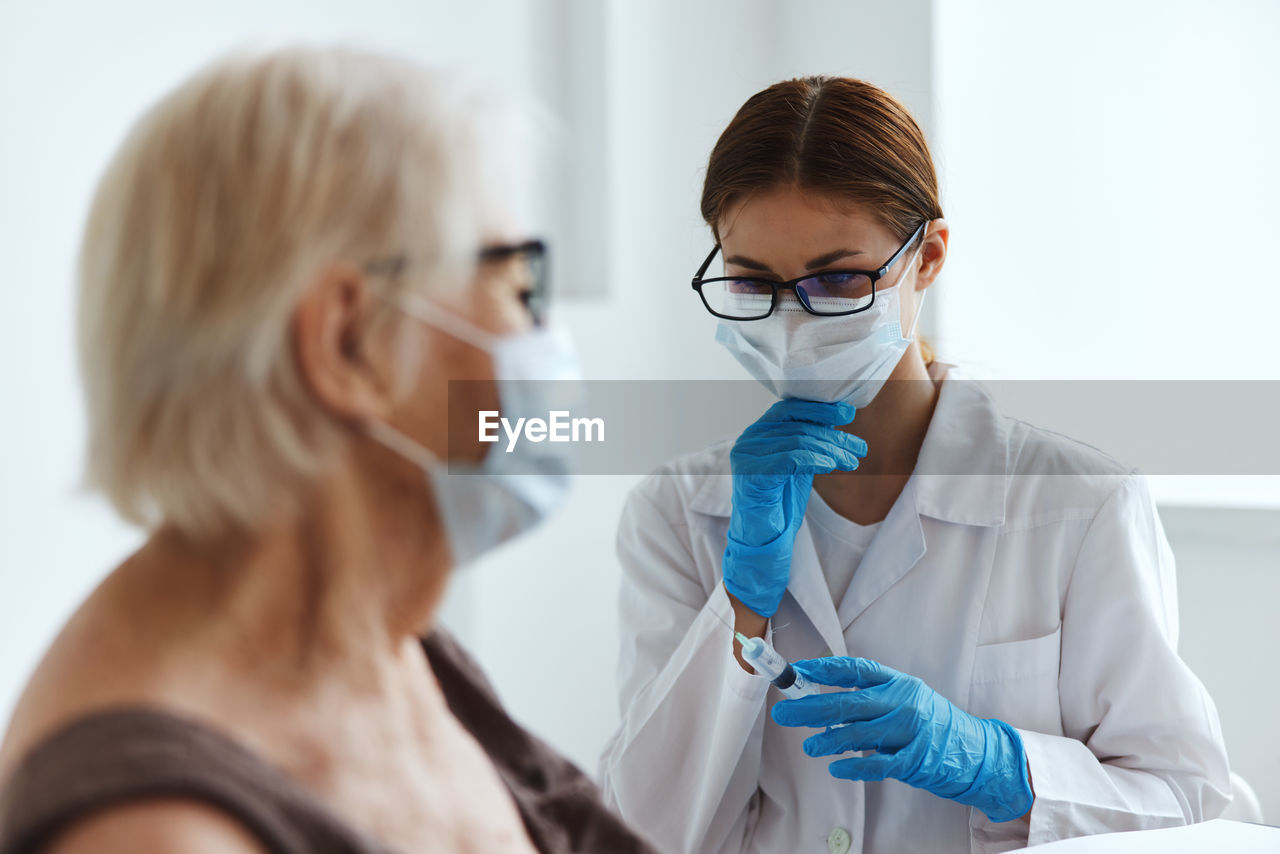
[598,366,1230,854]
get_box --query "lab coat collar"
[786,522,850,656]
[910,362,1010,528]
[687,364,1010,527]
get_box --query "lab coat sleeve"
[598,484,771,854]
[972,474,1232,852]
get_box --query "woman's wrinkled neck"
[146,451,452,691]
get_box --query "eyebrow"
[725,248,866,274]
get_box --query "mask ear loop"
[396,293,500,353]
[365,419,440,469]
[901,232,929,339]
[907,288,929,339]
[362,295,500,467]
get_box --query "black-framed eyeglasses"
[691,221,927,320]
[363,238,550,326]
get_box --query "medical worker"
[598,76,1230,853]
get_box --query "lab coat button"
[827,826,851,854]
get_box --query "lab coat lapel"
[785,521,849,657]
[833,364,1009,631]
[836,479,927,631]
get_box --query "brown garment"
[0,631,658,854]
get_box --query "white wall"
[1164,507,1280,822]
[2,0,1276,826]
[932,0,1280,383]
[931,0,1280,511]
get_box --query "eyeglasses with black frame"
[691,221,927,321]
[363,238,550,326]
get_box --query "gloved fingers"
[740,420,869,459]
[792,656,900,689]
[771,689,879,728]
[802,721,888,757]
[733,435,866,475]
[733,472,811,499]
[756,398,856,427]
[827,752,907,783]
[732,448,851,477]
[774,431,868,465]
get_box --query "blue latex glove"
[771,657,1034,823]
[723,399,865,617]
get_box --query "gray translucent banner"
[445,380,1280,476]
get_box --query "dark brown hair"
[701,76,943,245]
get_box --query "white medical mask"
[714,244,926,409]
[366,296,582,567]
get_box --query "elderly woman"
[0,46,653,854]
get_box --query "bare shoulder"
[0,552,199,776]
[42,799,271,854]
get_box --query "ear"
[915,218,949,290]
[291,262,397,423]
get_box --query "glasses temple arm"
[875,220,929,279]
[692,245,721,286]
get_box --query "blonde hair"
[77,44,513,540]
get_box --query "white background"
[1,0,1277,823]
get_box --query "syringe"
[735,632,820,699]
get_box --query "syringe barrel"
[739,636,786,680]
[773,664,818,699]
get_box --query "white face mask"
[714,243,926,409]
[366,296,582,567]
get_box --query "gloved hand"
[771,657,1034,823]
[722,399,865,618]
